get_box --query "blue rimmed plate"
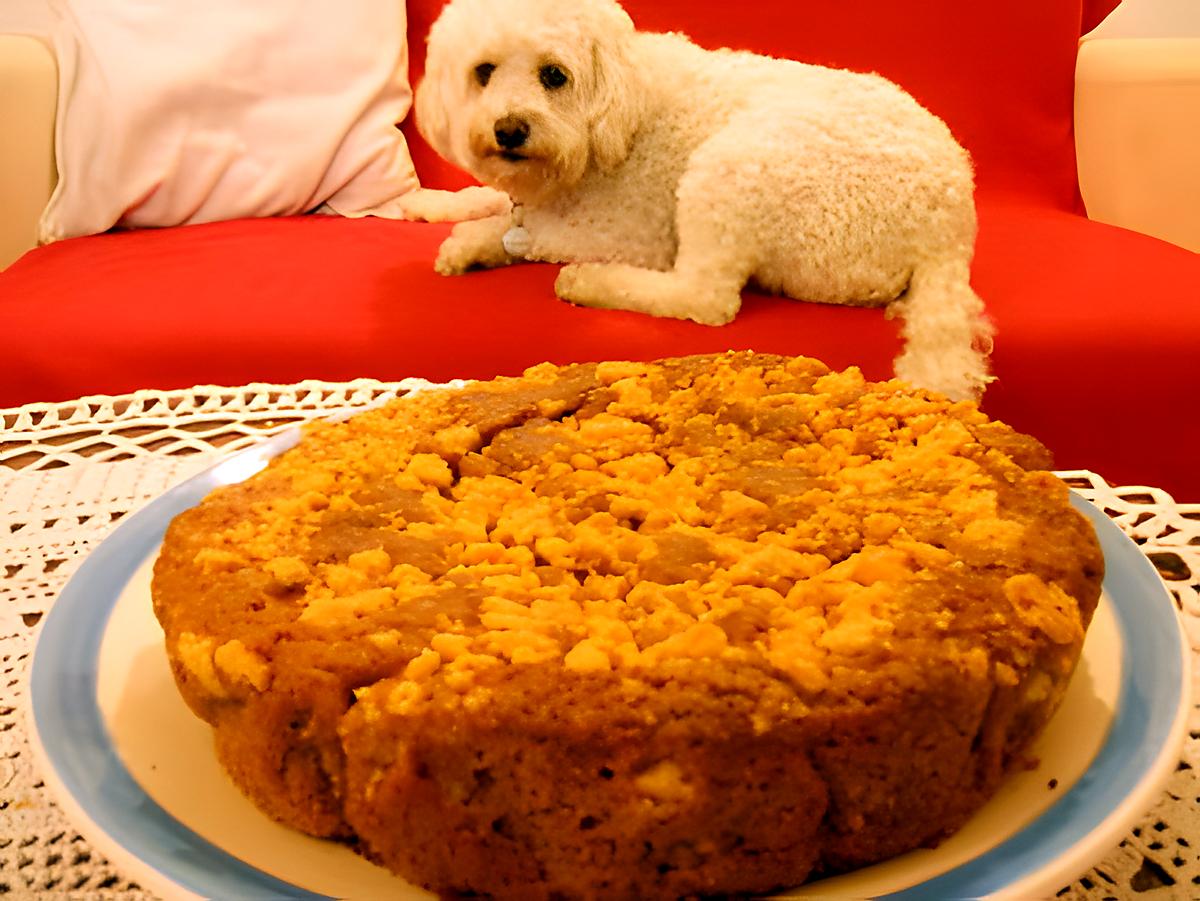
[26,432,1191,900]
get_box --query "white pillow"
[39,0,423,242]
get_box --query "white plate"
[27,432,1192,900]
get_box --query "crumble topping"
[169,352,1090,722]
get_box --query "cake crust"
[151,352,1104,897]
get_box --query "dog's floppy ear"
[415,24,460,167]
[587,11,642,172]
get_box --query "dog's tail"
[889,257,994,402]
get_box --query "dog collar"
[502,204,532,258]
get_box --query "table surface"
[2,379,1197,900]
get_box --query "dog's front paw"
[433,215,519,276]
[398,187,512,223]
[434,234,480,276]
[434,218,512,275]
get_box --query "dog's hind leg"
[554,261,742,325]
[889,257,994,401]
[554,212,752,325]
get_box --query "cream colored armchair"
[1075,0,1200,252]
[0,34,56,270]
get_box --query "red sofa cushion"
[2,199,1196,501]
[0,214,899,399]
[972,197,1198,501]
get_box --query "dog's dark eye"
[474,62,496,87]
[539,64,568,90]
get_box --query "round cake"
[151,352,1104,898]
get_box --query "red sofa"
[2,0,1196,501]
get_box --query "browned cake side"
[151,352,1104,898]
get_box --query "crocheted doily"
[2,381,1197,899]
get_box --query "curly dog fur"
[417,0,993,399]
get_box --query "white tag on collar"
[502,225,532,258]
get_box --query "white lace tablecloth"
[1,381,1197,900]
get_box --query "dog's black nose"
[494,116,530,150]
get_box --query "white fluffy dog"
[417,0,993,399]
